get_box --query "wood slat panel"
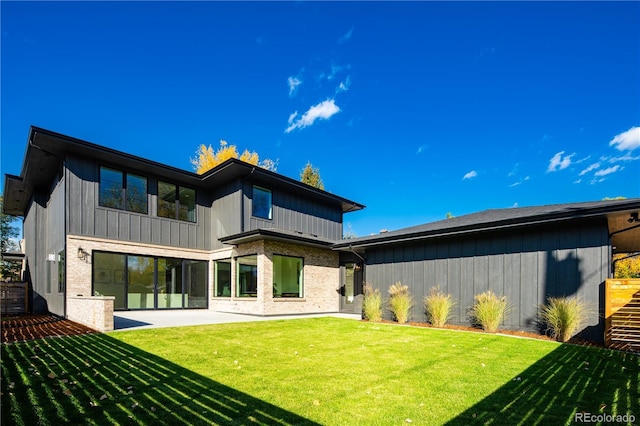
[605,279,640,350]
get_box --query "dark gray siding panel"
[243,180,343,240]
[24,175,66,316]
[364,219,610,340]
[211,181,242,250]
[66,154,210,250]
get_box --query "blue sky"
[2,1,639,237]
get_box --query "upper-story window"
[99,167,148,214]
[252,186,272,220]
[158,181,196,222]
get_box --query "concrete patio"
[113,310,361,331]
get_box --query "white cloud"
[579,162,600,176]
[285,99,340,133]
[336,76,351,93]
[416,145,427,154]
[547,151,575,172]
[594,165,622,177]
[338,28,353,44]
[463,170,478,180]
[509,176,530,187]
[609,126,640,151]
[288,76,302,97]
[609,153,640,163]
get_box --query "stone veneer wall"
[66,295,115,332]
[211,240,340,315]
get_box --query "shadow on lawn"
[1,333,319,426]
[446,343,640,425]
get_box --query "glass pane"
[126,173,148,214]
[99,167,123,209]
[215,260,232,297]
[93,252,126,310]
[252,186,272,219]
[58,251,65,293]
[185,260,207,308]
[157,258,183,309]
[344,263,354,304]
[157,181,176,219]
[273,255,303,298]
[178,186,196,222]
[127,256,155,309]
[237,255,257,297]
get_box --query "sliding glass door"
[93,251,207,310]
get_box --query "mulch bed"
[1,314,98,344]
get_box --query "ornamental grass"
[471,290,508,333]
[424,287,454,327]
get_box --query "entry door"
[340,263,363,314]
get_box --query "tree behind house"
[191,140,277,174]
[0,197,21,280]
[300,162,324,190]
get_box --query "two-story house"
[3,127,364,329]
[4,126,639,343]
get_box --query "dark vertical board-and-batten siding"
[364,220,609,340]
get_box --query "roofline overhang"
[332,201,640,250]
[220,228,336,249]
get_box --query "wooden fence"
[0,282,28,315]
[605,279,640,351]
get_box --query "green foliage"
[388,282,413,323]
[424,287,454,327]
[300,162,324,190]
[540,296,587,342]
[613,253,640,278]
[362,283,383,321]
[0,197,21,280]
[471,290,508,333]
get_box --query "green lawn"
[2,317,638,425]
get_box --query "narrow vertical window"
[214,260,232,297]
[99,167,123,209]
[252,186,272,220]
[178,186,196,222]
[57,251,65,293]
[236,255,258,297]
[157,181,177,219]
[126,173,148,213]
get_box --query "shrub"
[471,290,508,333]
[362,283,383,322]
[388,282,413,324]
[540,296,587,342]
[424,287,454,327]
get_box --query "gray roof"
[3,126,364,216]
[333,198,640,251]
